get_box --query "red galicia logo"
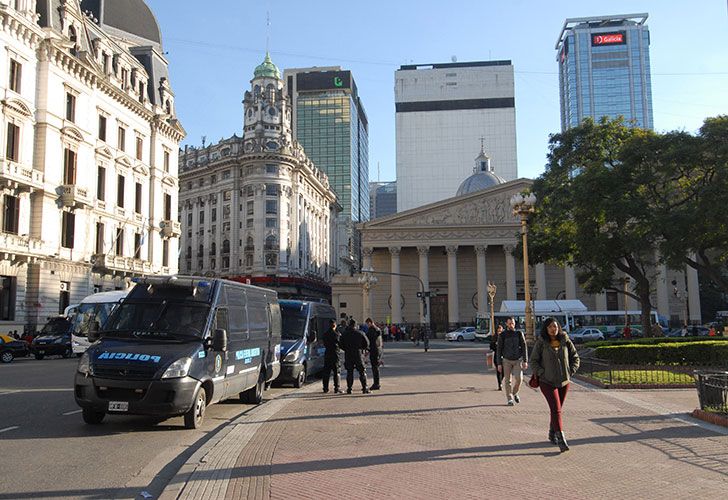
[593,33,624,45]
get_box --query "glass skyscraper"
[556,13,654,131]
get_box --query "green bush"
[584,337,720,349]
[593,341,728,365]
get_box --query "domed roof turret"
[456,143,506,196]
[80,0,162,45]
[254,52,281,79]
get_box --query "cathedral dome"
[81,0,162,45]
[456,144,506,196]
[254,52,281,79]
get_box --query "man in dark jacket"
[365,318,382,390]
[321,319,342,393]
[496,317,528,405]
[340,319,370,394]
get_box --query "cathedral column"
[417,246,430,326]
[686,257,702,324]
[390,246,402,324]
[535,263,547,300]
[475,245,488,317]
[504,245,517,300]
[564,266,577,299]
[447,245,460,327]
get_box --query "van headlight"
[77,352,93,376]
[284,349,301,362]
[162,357,192,379]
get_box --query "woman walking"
[489,325,504,390]
[530,317,580,452]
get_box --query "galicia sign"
[592,32,626,46]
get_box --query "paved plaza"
[159,342,728,500]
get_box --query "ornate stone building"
[178,55,338,299]
[0,0,184,335]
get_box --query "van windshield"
[72,302,118,338]
[280,303,308,340]
[102,301,211,340]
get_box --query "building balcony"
[0,160,44,192]
[91,253,153,275]
[159,220,181,238]
[0,231,45,263]
[133,213,144,224]
[57,185,92,208]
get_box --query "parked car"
[0,334,30,363]
[445,327,476,342]
[569,327,605,343]
[30,317,73,360]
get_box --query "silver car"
[570,327,605,343]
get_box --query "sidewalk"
[159,342,728,500]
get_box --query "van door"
[245,292,269,388]
[224,285,252,397]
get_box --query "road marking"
[0,388,72,396]
[62,409,83,416]
[0,426,19,434]
[0,390,21,396]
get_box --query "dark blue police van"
[74,276,282,429]
[278,300,337,387]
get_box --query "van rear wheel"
[184,387,207,429]
[241,369,264,404]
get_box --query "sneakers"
[362,388,371,394]
[507,399,515,406]
[514,394,520,403]
[497,386,502,391]
[334,388,343,394]
[370,384,381,390]
[346,388,352,394]
[323,388,329,393]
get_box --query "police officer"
[321,319,342,393]
[365,318,382,390]
[340,318,370,394]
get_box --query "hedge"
[593,341,728,365]
[584,337,721,349]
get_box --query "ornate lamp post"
[510,192,537,345]
[358,270,378,320]
[487,282,497,335]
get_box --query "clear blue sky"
[147,0,728,182]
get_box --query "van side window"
[247,295,269,340]
[269,302,281,336]
[215,308,229,333]
[224,285,248,339]
[307,318,318,342]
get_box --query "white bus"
[71,290,130,355]
[570,310,666,338]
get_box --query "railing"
[0,232,45,258]
[160,220,181,238]
[0,160,44,189]
[695,371,728,415]
[578,357,728,387]
[57,184,91,208]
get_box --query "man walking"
[496,317,528,405]
[321,319,342,393]
[340,319,370,394]
[365,318,383,390]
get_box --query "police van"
[74,276,282,429]
[278,300,337,387]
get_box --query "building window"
[9,59,21,93]
[134,233,142,259]
[5,122,20,162]
[265,164,278,174]
[222,256,230,268]
[135,137,143,161]
[210,242,216,256]
[102,52,109,73]
[63,148,76,184]
[187,213,192,226]
[3,194,19,234]
[211,207,217,222]
[120,68,128,90]
[162,239,169,267]
[116,175,126,208]
[0,276,17,321]
[222,239,230,253]
[210,258,216,270]
[138,81,145,103]
[211,174,217,184]
[115,227,124,256]
[59,282,70,315]
[266,184,279,196]
[245,254,253,267]
[65,92,76,122]
[222,170,231,180]
[98,115,107,141]
[97,166,106,201]
[95,222,104,254]
[223,190,231,201]
[198,244,204,257]
[265,200,278,214]
[246,201,254,216]
[61,211,75,248]
[117,126,126,151]
[265,253,277,267]
[199,210,204,224]
[163,150,170,173]
[222,205,230,220]
[246,218,253,229]
[135,182,142,213]
[265,218,277,228]
[164,193,172,220]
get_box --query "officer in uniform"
[321,319,342,393]
[365,318,382,390]
[340,319,370,394]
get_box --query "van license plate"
[108,401,129,412]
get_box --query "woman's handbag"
[528,373,540,389]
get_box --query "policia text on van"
[74,276,282,429]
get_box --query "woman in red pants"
[529,317,580,452]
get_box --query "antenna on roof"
[266,11,271,53]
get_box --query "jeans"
[539,381,570,431]
[502,358,523,399]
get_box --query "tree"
[528,117,659,337]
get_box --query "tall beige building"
[0,0,184,335]
[178,55,338,300]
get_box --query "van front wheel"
[294,364,306,388]
[184,387,207,429]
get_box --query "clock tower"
[242,53,292,154]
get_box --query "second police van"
[74,276,282,429]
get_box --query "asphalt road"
[0,354,296,499]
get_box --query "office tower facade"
[556,13,654,131]
[284,67,369,274]
[395,60,517,212]
[369,181,397,220]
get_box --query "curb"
[573,374,693,390]
[691,408,728,428]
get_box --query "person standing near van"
[365,318,382,390]
[321,319,342,393]
[340,319,370,394]
[496,317,528,405]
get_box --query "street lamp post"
[510,192,537,345]
[487,282,497,335]
[360,267,429,329]
[358,271,378,321]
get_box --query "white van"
[71,290,130,355]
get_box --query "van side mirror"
[87,321,101,343]
[212,328,228,352]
